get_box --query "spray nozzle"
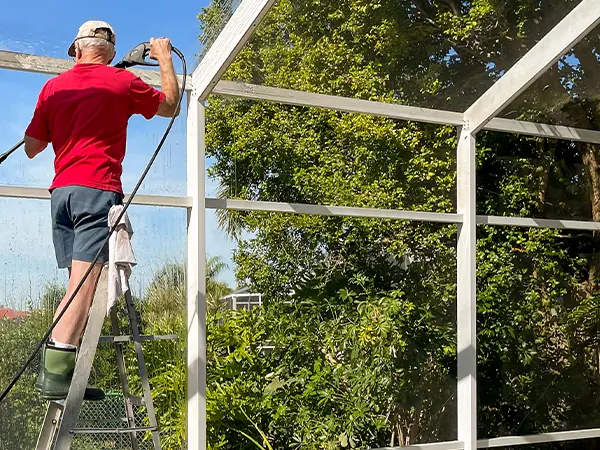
[114,42,159,69]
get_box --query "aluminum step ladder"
[35,268,176,450]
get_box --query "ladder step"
[99,334,178,343]
[51,396,146,407]
[70,426,157,434]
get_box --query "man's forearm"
[24,135,48,159]
[158,56,180,116]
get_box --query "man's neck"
[77,55,108,65]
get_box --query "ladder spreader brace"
[35,267,176,450]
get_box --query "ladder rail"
[110,306,140,450]
[35,401,63,450]
[54,269,108,450]
[124,290,162,449]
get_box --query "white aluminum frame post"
[186,92,207,450]
[456,125,477,450]
[186,0,277,447]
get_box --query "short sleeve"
[129,76,166,119]
[25,82,51,142]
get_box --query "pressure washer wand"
[114,42,159,69]
[0,139,24,165]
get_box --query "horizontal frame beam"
[213,80,463,126]
[0,185,192,208]
[4,185,600,230]
[0,50,188,90]
[483,117,600,145]
[205,198,462,223]
[367,428,600,448]
[478,428,600,448]
[3,51,600,144]
[477,215,600,231]
[98,334,178,343]
[213,81,600,145]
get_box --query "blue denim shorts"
[50,186,122,269]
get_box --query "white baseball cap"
[68,20,116,57]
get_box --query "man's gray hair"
[75,37,115,59]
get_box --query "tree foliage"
[200,0,600,448]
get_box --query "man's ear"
[75,46,82,62]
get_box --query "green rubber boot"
[37,343,105,401]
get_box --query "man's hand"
[149,37,172,63]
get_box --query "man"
[24,20,180,400]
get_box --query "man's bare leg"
[37,260,105,400]
[52,260,103,345]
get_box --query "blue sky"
[0,1,238,308]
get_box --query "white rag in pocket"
[107,205,136,315]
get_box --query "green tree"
[0,311,48,449]
[207,256,234,314]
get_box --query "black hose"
[0,46,187,404]
[0,139,24,164]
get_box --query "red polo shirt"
[25,63,165,194]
